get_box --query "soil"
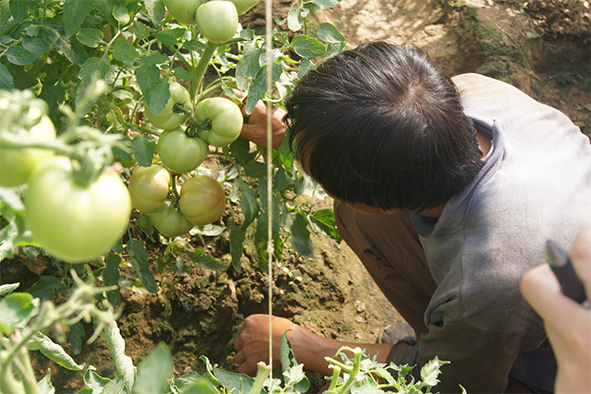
[1,0,589,393]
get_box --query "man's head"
[284,42,484,213]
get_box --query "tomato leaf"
[132,134,155,167]
[144,0,166,28]
[290,35,326,58]
[288,213,314,258]
[104,252,122,307]
[227,220,245,273]
[127,239,158,293]
[309,0,342,10]
[0,63,14,89]
[317,22,346,43]
[133,343,172,394]
[310,208,341,241]
[26,330,85,371]
[0,292,39,334]
[112,37,138,64]
[63,0,94,38]
[6,45,37,65]
[0,283,20,297]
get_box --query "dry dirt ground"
[3,0,589,392]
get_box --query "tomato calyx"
[173,102,189,115]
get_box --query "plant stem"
[248,362,271,394]
[190,42,218,99]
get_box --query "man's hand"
[232,90,288,148]
[521,228,591,394]
[234,314,299,375]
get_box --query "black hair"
[284,41,484,212]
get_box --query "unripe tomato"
[163,0,204,25]
[158,128,209,174]
[193,97,243,147]
[149,200,194,238]
[179,175,226,226]
[0,114,56,187]
[128,165,171,214]
[25,157,132,263]
[144,82,191,130]
[227,0,259,14]
[196,1,239,44]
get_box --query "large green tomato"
[196,1,239,44]
[25,157,131,263]
[149,200,194,238]
[157,128,209,174]
[128,165,171,214]
[194,97,243,147]
[179,175,226,226]
[0,114,56,187]
[227,0,259,14]
[144,82,191,130]
[163,0,204,25]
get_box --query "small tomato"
[0,115,56,187]
[194,97,243,147]
[179,175,226,226]
[158,128,209,174]
[25,157,131,263]
[149,200,194,238]
[128,165,171,214]
[144,82,191,130]
[196,1,239,44]
[163,0,205,25]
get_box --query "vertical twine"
[264,0,274,375]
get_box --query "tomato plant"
[192,97,243,147]
[144,81,191,130]
[25,156,132,264]
[179,175,226,226]
[128,164,171,213]
[157,128,209,173]
[195,0,239,44]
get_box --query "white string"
[264,0,274,376]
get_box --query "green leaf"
[420,356,449,387]
[76,28,104,48]
[133,343,172,394]
[127,239,159,293]
[144,0,166,27]
[0,292,39,333]
[0,282,19,296]
[287,3,307,32]
[310,208,341,241]
[280,332,310,392]
[27,330,85,370]
[6,45,37,65]
[192,249,228,271]
[0,62,14,89]
[177,376,218,394]
[105,321,137,389]
[67,322,85,355]
[132,134,155,167]
[133,20,152,40]
[63,0,94,37]
[27,276,65,300]
[0,0,11,27]
[309,0,342,9]
[288,213,314,258]
[79,57,111,81]
[9,0,29,22]
[84,369,112,391]
[212,367,255,393]
[137,52,169,65]
[104,252,122,307]
[102,375,126,394]
[153,28,185,47]
[112,3,130,25]
[112,37,138,64]
[37,369,55,394]
[22,36,51,55]
[227,220,245,272]
[146,79,170,116]
[173,67,197,81]
[244,67,267,114]
[317,22,346,43]
[236,45,263,92]
[290,35,326,58]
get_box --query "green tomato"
[194,97,243,147]
[25,157,132,263]
[163,0,205,25]
[0,114,56,187]
[196,1,239,44]
[227,0,259,14]
[144,82,191,130]
[128,165,171,214]
[179,175,226,226]
[158,128,209,174]
[149,200,194,238]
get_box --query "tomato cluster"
[163,0,260,43]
